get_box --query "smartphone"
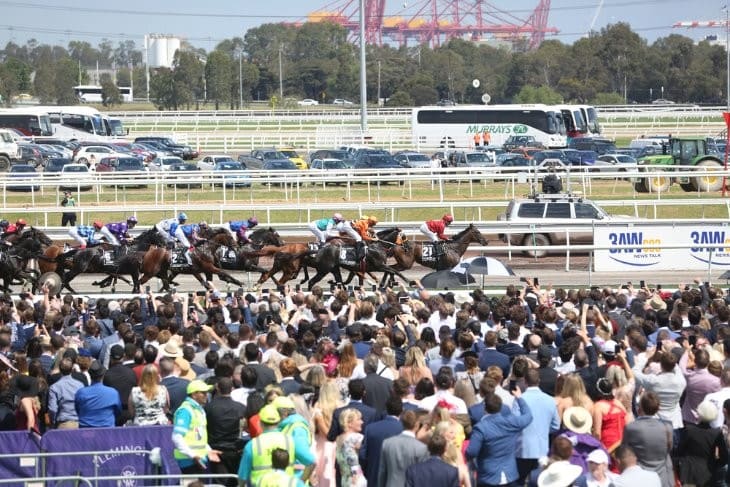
[76,297,83,306]
[196,290,206,297]
[262,289,269,295]
[277,285,284,293]
[188,292,193,299]
[639,280,646,289]
[170,286,176,293]
[399,296,409,304]
[371,285,377,292]
[145,285,151,294]
[533,277,539,286]
[689,335,697,347]
[621,285,629,290]
[704,281,710,288]
[354,286,361,291]
[614,343,621,354]
[347,285,353,293]
[589,304,594,310]
[237,287,244,295]
[519,277,527,282]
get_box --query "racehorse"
[388,223,488,274]
[140,229,243,291]
[1,227,55,291]
[212,227,285,274]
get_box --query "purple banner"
[41,425,180,487]
[0,431,42,486]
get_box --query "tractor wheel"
[633,181,648,193]
[694,160,724,192]
[646,171,671,193]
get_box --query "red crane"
[305,0,557,49]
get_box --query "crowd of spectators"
[0,277,729,486]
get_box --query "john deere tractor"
[633,137,724,193]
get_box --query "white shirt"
[419,390,468,415]
[704,387,730,428]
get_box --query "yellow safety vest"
[281,418,313,446]
[250,431,295,485]
[255,469,298,487]
[173,399,208,461]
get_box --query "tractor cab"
[667,138,706,166]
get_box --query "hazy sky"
[0,0,726,50]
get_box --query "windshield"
[64,166,88,173]
[218,162,243,170]
[263,151,287,160]
[265,161,296,169]
[280,150,299,158]
[162,157,184,166]
[408,154,430,162]
[0,133,12,143]
[117,158,143,169]
[12,166,35,173]
[108,119,126,137]
[324,161,347,169]
[215,157,236,163]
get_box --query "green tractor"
[633,137,725,193]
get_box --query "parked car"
[567,137,617,155]
[197,155,237,172]
[597,153,638,170]
[436,99,456,106]
[502,135,545,152]
[58,163,94,191]
[652,98,675,105]
[309,149,350,166]
[297,99,319,106]
[450,151,496,180]
[333,99,354,105]
[210,161,251,188]
[243,149,295,170]
[149,156,186,172]
[7,164,40,191]
[167,162,202,189]
[309,158,351,185]
[263,160,298,171]
[133,136,197,160]
[74,145,125,166]
[498,192,631,257]
[393,152,432,168]
[137,141,178,159]
[352,154,403,184]
[277,147,308,169]
[17,143,43,167]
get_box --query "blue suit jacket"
[497,342,527,362]
[478,348,511,377]
[359,416,403,485]
[327,400,381,441]
[405,456,459,487]
[466,397,533,485]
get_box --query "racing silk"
[76,225,100,244]
[180,224,202,240]
[426,219,449,240]
[229,220,252,232]
[105,222,129,242]
[314,218,336,231]
[350,219,376,241]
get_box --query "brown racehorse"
[389,223,488,273]
[141,230,243,291]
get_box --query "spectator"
[335,408,367,487]
[327,379,380,442]
[361,353,393,413]
[405,433,459,487]
[676,400,727,486]
[172,380,221,476]
[128,364,169,426]
[613,444,661,487]
[103,344,137,425]
[75,361,121,428]
[378,409,428,487]
[60,190,77,227]
[359,396,403,485]
[47,357,83,429]
[205,377,246,487]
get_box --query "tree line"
[0,22,725,109]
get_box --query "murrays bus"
[411,104,567,149]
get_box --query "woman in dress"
[556,373,594,421]
[592,378,629,456]
[433,422,471,487]
[312,381,343,487]
[605,349,635,422]
[335,408,366,487]
[335,343,364,401]
[128,364,169,425]
[398,346,432,388]
[15,375,40,434]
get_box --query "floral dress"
[130,386,169,425]
[336,432,366,487]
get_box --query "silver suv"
[498,193,617,257]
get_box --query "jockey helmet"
[442,214,454,223]
[126,216,138,223]
[333,212,343,222]
[16,219,26,226]
[178,212,188,221]
[248,216,258,226]
[367,216,378,225]
[93,220,103,230]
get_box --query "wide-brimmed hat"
[649,294,667,311]
[161,341,183,358]
[175,357,196,381]
[556,302,577,319]
[537,460,583,487]
[563,406,593,434]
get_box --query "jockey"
[5,218,27,236]
[343,215,378,261]
[179,222,206,246]
[68,221,114,249]
[156,212,188,248]
[308,212,344,244]
[105,216,138,246]
[420,214,453,242]
[227,217,258,245]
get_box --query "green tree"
[100,74,122,107]
[386,90,412,106]
[150,68,176,110]
[54,57,79,104]
[513,85,562,104]
[173,50,204,109]
[206,50,233,109]
[591,92,625,105]
[32,50,56,104]
[0,58,32,105]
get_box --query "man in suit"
[496,323,526,362]
[622,391,675,487]
[360,396,403,485]
[479,331,511,377]
[536,345,559,396]
[466,388,533,487]
[405,434,459,487]
[378,410,428,487]
[159,356,190,419]
[362,353,392,413]
[103,344,137,425]
[241,342,276,391]
[614,444,662,487]
[327,379,380,441]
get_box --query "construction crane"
[304,0,558,49]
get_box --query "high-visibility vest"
[255,469,298,487]
[250,431,294,485]
[281,417,313,446]
[173,399,208,462]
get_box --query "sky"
[0,0,726,51]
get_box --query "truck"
[0,129,21,171]
[633,137,724,193]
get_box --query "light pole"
[237,49,243,109]
[377,60,381,107]
[359,0,368,132]
[278,45,284,100]
[726,4,729,111]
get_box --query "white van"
[629,138,664,150]
[0,129,21,170]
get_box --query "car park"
[197,155,237,172]
[498,192,630,257]
[7,164,40,191]
[393,151,433,168]
[297,99,319,106]
[58,163,94,191]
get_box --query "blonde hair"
[559,373,591,409]
[140,364,160,400]
[433,422,459,466]
[306,365,326,388]
[381,347,396,370]
[404,347,427,368]
[605,364,628,388]
[316,381,342,432]
[339,407,362,431]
